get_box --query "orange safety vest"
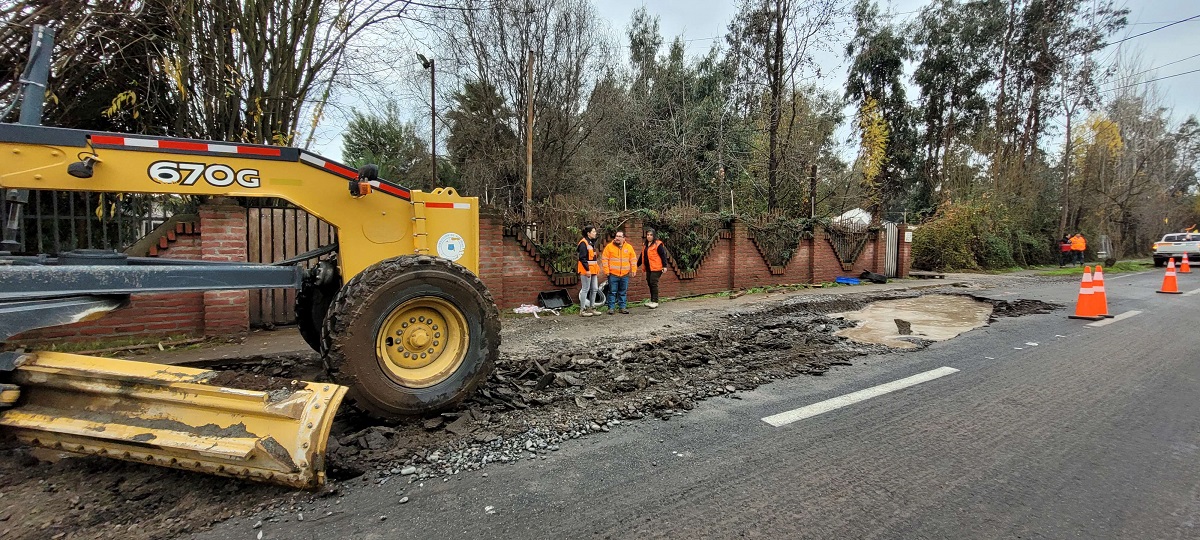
[1070,236,1086,251]
[644,240,664,272]
[577,238,599,275]
[602,241,637,277]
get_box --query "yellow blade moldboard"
[0,352,347,489]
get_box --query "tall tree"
[2,0,412,143]
[445,80,521,205]
[726,0,844,211]
[343,101,434,188]
[434,0,614,207]
[844,0,915,220]
[910,0,999,205]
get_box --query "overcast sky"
[311,0,1200,161]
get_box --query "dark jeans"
[646,270,663,302]
[1060,251,1072,266]
[607,275,629,309]
[1075,250,1084,265]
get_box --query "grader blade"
[0,352,347,489]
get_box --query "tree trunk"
[1057,109,1072,238]
[766,0,785,211]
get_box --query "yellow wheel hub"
[376,297,469,388]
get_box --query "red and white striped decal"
[298,153,358,179]
[90,134,282,157]
[424,202,471,209]
[367,180,412,199]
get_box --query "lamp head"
[68,155,99,178]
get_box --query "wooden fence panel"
[246,206,337,327]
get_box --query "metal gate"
[884,222,899,277]
[3,189,193,255]
[246,205,337,327]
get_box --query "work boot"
[619,308,630,314]
[608,309,615,315]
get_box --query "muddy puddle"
[834,294,993,349]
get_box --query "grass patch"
[1036,260,1152,276]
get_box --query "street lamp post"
[418,53,436,189]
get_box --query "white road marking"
[1087,310,1143,327]
[761,367,960,427]
[1108,271,1155,280]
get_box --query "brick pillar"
[807,229,818,285]
[200,197,249,336]
[730,218,747,290]
[898,224,912,278]
[626,218,645,247]
[873,228,887,273]
[477,209,506,307]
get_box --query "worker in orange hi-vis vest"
[601,231,638,315]
[638,228,669,309]
[1070,233,1087,266]
[576,226,601,317]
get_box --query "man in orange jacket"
[602,231,638,314]
[1070,233,1086,266]
[637,228,669,309]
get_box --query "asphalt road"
[197,269,1200,540]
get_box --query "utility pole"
[418,54,436,190]
[808,164,818,219]
[2,24,54,253]
[525,49,534,213]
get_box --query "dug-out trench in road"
[0,279,1054,540]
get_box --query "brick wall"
[200,197,250,336]
[8,206,911,344]
[9,198,250,345]
[478,213,911,309]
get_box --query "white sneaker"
[647,302,659,309]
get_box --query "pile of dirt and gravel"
[0,286,1055,540]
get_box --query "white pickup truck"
[1152,232,1200,267]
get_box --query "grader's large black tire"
[321,255,500,419]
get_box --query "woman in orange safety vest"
[637,228,669,309]
[577,226,601,317]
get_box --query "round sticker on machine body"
[436,232,466,261]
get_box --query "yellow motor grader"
[0,123,500,488]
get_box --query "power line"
[1098,14,1200,50]
[1128,19,1196,25]
[1121,52,1200,80]
[1102,67,1200,94]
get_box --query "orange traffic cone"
[1181,252,1192,274]
[1092,265,1113,318]
[1069,266,1104,320]
[1157,258,1183,294]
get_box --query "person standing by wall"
[638,228,669,309]
[577,226,600,317]
[1059,234,1072,268]
[1070,233,1087,266]
[601,231,637,314]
